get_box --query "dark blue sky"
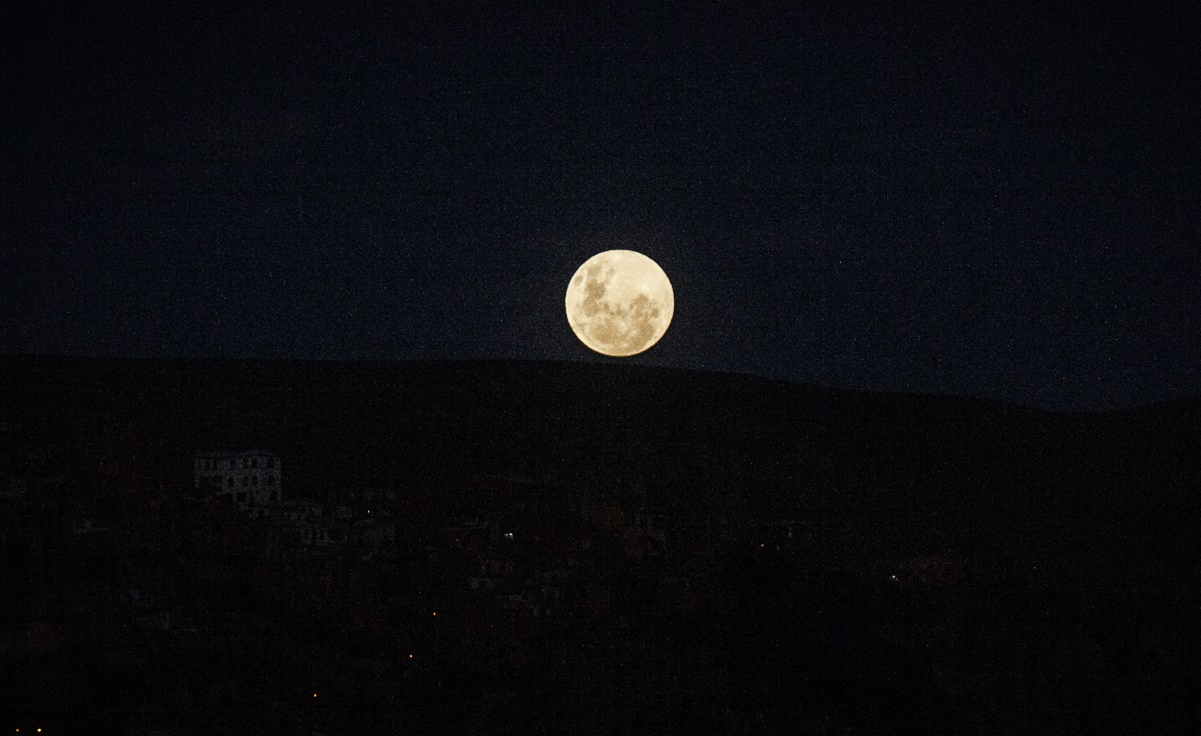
[2,2,1198,410]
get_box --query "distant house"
[623,508,668,560]
[890,554,967,588]
[749,519,815,552]
[261,499,354,550]
[469,557,516,592]
[592,503,668,560]
[194,450,281,506]
[0,476,26,500]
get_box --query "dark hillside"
[2,354,1198,590]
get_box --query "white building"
[194,450,281,506]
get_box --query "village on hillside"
[3,406,1195,735]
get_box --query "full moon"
[565,250,674,357]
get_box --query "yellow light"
[432,611,437,616]
[408,654,414,658]
[312,693,318,698]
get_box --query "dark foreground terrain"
[2,355,1199,733]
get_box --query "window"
[236,492,247,503]
[242,458,249,469]
[228,477,235,487]
[267,475,276,485]
[272,492,279,502]
[251,458,258,468]
[252,476,259,485]
[267,457,275,469]
[242,476,248,486]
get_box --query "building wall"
[194,451,281,505]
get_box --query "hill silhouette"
[2,353,1198,591]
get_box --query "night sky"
[2,2,1198,410]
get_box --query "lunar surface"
[565,250,674,356]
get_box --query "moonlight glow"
[565,250,674,357]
